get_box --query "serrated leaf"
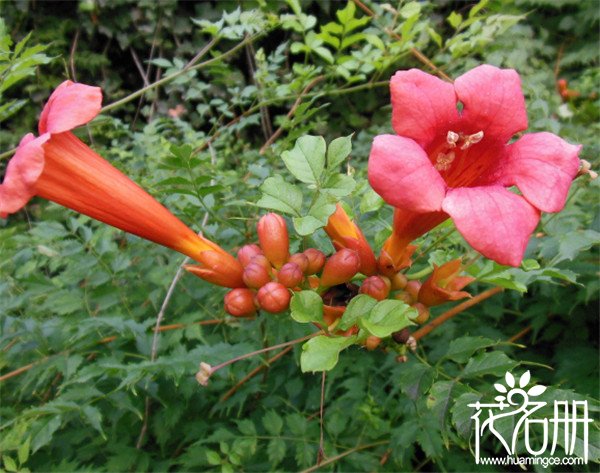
[397,362,435,401]
[206,450,221,465]
[290,291,324,323]
[281,135,326,184]
[257,175,303,216]
[300,335,356,372]
[321,174,356,198]
[452,392,482,439]
[359,299,415,338]
[3,456,17,472]
[267,438,286,466]
[338,294,377,330]
[263,410,283,435]
[17,437,30,464]
[445,336,496,363]
[462,351,517,378]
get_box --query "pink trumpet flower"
[0,80,244,288]
[369,65,582,266]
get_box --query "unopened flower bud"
[289,253,309,273]
[237,244,263,267]
[405,280,422,301]
[277,262,303,288]
[243,262,272,289]
[257,282,291,313]
[390,273,408,290]
[365,336,382,351]
[359,275,391,301]
[249,254,272,272]
[257,213,290,269]
[320,249,360,288]
[303,248,326,275]
[412,302,430,324]
[392,327,411,344]
[224,288,257,317]
[395,291,414,305]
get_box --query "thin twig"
[412,286,504,341]
[69,29,80,82]
[130,48,150,87]
[317,371,327,465]
[507,325,532,344]
[220,345,293,402]
[259,75,326,154]
[300,440,389,473]
[210,333,318,374]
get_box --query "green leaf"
[281,135,326,184]
[31,417,61,453]
[267,438,286,467]
[206,450,221,466]
[82,405,105,437]
[263,410,283,435]
[452,392,482,439]
[447,11,463,29]
[462,351,518,378]
[360,188,384,213]
[17,437,30,465]
[321,174,356,198]
[257,175,303,216]
[3,456,17,472]
[399,1,421,19]
[359,300,416,338]
[293,215,325,236]
[397,363,435,401]
[300,335,356,372]
[327,135,353,169]
[338,294,377,330]
[290,291,324,324]
[444,336,496,363]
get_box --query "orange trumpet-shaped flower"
[0,81,243,288]
[377,208,447,276]
[324,204,377,276]
[418,259,475,307]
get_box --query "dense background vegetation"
[0,0,598,471]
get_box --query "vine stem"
[412,286,504,341]
[220,344,294,402]
[209,332,318,375]
[300,440,390,473]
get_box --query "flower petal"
[442,186,540,267]
[368,134,446,212]
[390,69,458,149]
[497,132,581,212]
[455,65,528,143]
[38,81,103,135]
[0,133,49,217]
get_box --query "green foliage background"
[0,1,598,471]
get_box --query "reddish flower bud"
[277,262,303,288]
[320,249,360,288]
[303,248,326,275]
[323,304,345,327]
[224,288,257,317]
[288,253,309,273]
[249,254,272,272]
[257,213,289,269]
[405,280,422,301]
[256,282,291,313]
[324,204,377,275]
[365,336,382,351]
[242,262,272,289]
[359,275,391,301]
[237,244,263,267]
[418,259,475,307]
[395,291,414,305]
[390,273,408,290]
[411,302,430,324]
